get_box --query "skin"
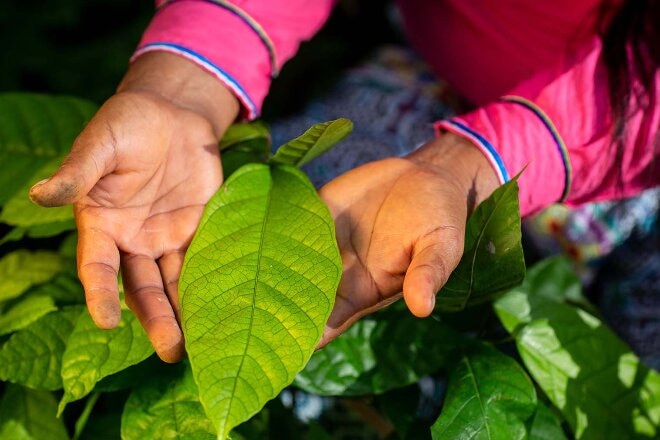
[29,52,499,362]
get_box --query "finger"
[318,293,401,349]
[29,121,117,207]
[403,227,463,317]
[122,254,184,363]
[157,250,186,323]
[318,256,400,349]
[77,227,122,329]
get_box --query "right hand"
[29,53,239,362]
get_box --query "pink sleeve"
[437,36,660,217]
[133,0,335,119]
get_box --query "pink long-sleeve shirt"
[135,0,659,216]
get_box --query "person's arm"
[134,0,336,119]
[437,36,659,217]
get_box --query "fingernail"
[31,178,50,188]
[428,294,436,311]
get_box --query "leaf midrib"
[464,355,492,440]
[221,174,273,437]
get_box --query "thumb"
[402,227,463,317]
[29,129,116,207]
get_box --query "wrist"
[117,51,240,139]
[406,132,501,214]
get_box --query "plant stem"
[73,392,100,440]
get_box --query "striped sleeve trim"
[159,0,279,77]
[500,95,572,201]
[437,118,510,184]
[133,42,259,119]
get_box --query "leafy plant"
[1,92,658,439]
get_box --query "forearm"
[118,51,240,139]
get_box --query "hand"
[318,133,499,347]
[29,53,239,362]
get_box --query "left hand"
[318,133,499,347]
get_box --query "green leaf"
[271,118,353,167]
[0,250,65,303]
[436,178,525,311]
[0,420,32,440]
[0,306,83,390]
[121,363,215,440]
[0,226,27,245]
[59,309,154,411]
[95,355,165,393]
[494,287,660,438]
[0,293,58,336]
[180,163,342,438]
[0,384,69,440]
[28,274,84,306]
[0,159,75,228]
[527,402,567,440]
[27,219,77,238]
[219,121,272,177]
[431,342,537,440]
[219,121,270,152]
[295,309,462,396]
[0,93,97,206]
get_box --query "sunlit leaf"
[0,250,65,303]
[436,178,525,311]
[495,269,660,439]
[0,293,57,336]
[180,163,341,438]
[0,306,83,390]
[59,309,153,412]
[271,118,353,167]
[431,342,537,440]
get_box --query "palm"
[66,92,222,362]
[318,158,468,346]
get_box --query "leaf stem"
[72,392,100,440]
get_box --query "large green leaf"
[0,93,96,206]
[494,280,660,439]
[121,363,215,440]
[436,178,525,311]
[271,118,353,167]
[295,308,462,396]
[430,342,537,440]
[0,384,69,440]
[0,250,65,303]
[59,309,154,412]
[0,306,83,390]
[0,293,57,336]
[179,163,342,438]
